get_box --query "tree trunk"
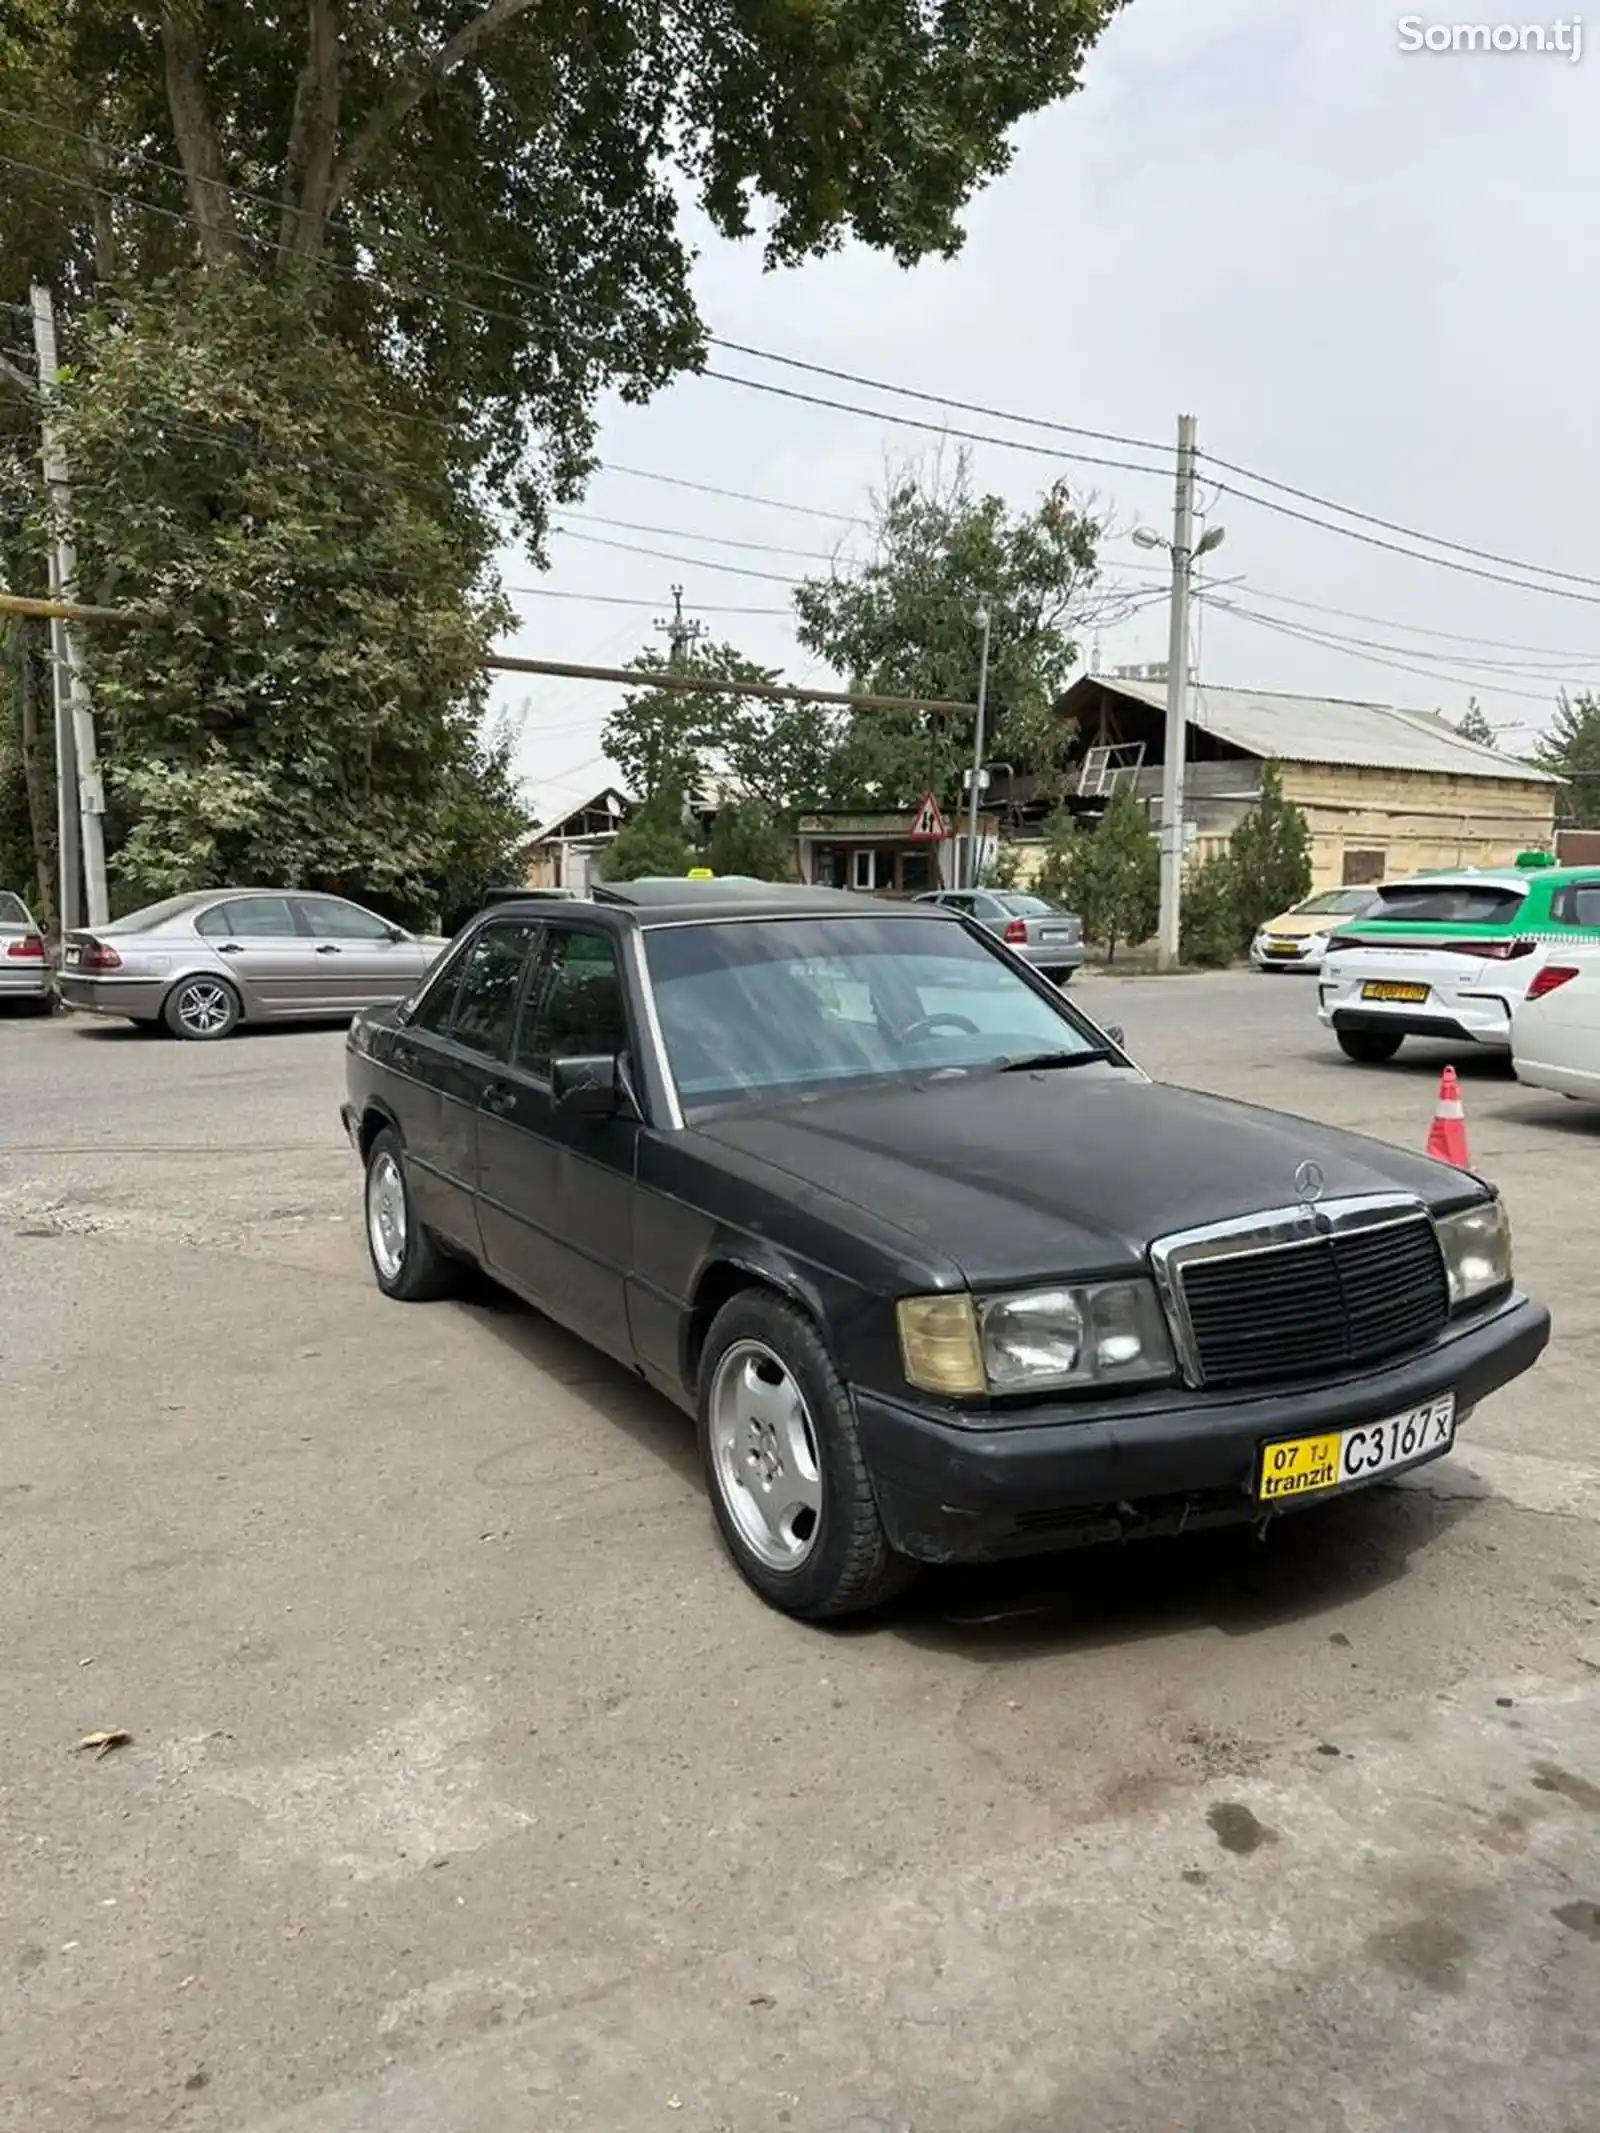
[279,0,344,260]
[161,11,246,266]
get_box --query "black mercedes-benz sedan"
[341,882,1549,1620]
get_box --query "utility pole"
[1156,413,1198,971]
[965,604,992,889]
[652,585,707,832]
[31,285,108,931]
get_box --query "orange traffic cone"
[1426,1065,1471,1169]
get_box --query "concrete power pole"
[1156,413,1199,971]
[30,285,108,931]
[652,586,707,833]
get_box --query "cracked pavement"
[2,975,1596,2132]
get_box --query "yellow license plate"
[1265,940,1298,956]
[1259,1395,1456,1503]
[1361,981,1430,1003]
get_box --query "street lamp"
[967,603,992,890]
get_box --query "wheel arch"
[682,1249,831,1397]
[356,1099,403,1162]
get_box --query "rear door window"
[1368,883,1527,925]
[295,896,395,941]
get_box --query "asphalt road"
[2,974,1597,2133]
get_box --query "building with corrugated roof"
[1040,673,1560,890]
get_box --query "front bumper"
[852,1293,1550,1564]
[1252,937,1322,971]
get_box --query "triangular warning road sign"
[909,790,949,843]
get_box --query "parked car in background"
[57,890,448,1040]
[1251,887,1380,973]
[342,881,1547,1622]
[0,890,52,1015]
[915,888,1085,983]
[1511,948,1600,1104]
[1318,861,1600,1062]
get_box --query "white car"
[1512,949,1600,1103]
[1317,867,1587,1064]
[1249,887,1381,973]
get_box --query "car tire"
[698,1291,914,1622]
[1046,968,1073,987]
[1336,1027,1404,1065]
[363,1128,456,1302]
[163,973,242,1041]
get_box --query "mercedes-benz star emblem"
[1295,1159,1326,1206]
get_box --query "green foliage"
[1536,692,1600,826]
[705,803,792,881]
[1227,762,1312,937]
[1035,789,1158,961]
[600,799,700,882]
[794,451,1105,808]
[980,841,1025,891]
[1456,698,1497,748]
[1179,850,1243,969]
[1,1,1126,537]
[51,274,528,923]
[602,644,839,818]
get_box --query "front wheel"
[1336,1027,1404,1065]
[699,1293,913,1621]
[363,1129,456,1301]
[163,974,241,1041]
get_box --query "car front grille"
[1177,1213,1450,1389]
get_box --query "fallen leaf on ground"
[74,1729,132,1760]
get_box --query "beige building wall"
[1279,764,1556,891]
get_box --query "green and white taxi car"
[1318,857,1600,1063]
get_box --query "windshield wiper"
[994,1048,1111,1075]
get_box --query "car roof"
[588,880,924,926]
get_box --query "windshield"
[644,914,1103,1113]
[1300,890,1378,917]
[1368,881,1527,925]
[0,891,29,926]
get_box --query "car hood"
[1262,912,1327,938]
[693,1070,1468,1288]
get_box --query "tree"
[50,274,527,922]
[1456,698,1497,749]
[600,797,699,883]
[602,643,841,819]
[2,3,1127,536]
[1180,850,1242,969]
[1228,762,1312,938]
[1535,692,1600,827]
[793,451,1108,809]
[705,803,792,882]
[1036,789,1158,962]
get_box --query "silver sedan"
[1,890,52,1013]
[56,889,448,1040]
[914,889,1086,981]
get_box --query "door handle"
[217,942,243,955]
[314,944,342,955]
[481,1083,516,1118]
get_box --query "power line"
[1208,478,1600,609]
[599,462,868,526]
[557,509,851,565]
[503,584,793,616]
[1210,582,1600,664]
[1204,597,1565,708]
[701,367,1173,482]
[1202,448,1600,594]
[548,526,807,584]
[705,338,1170,457]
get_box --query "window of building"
[1341,848,1388,887]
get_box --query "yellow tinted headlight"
[896,1294,985,1397]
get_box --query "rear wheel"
[698,1292,913,1621]
[363,1129,456,1301]
[1045,967,1073,987]
[163,974,241,1041]
[1336,1027,1404,1065]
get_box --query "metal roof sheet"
[1083,677,1561,784]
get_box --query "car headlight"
[897,1282,1175,1397]
[1437,1198,1512,1310]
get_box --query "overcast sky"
[497,0,1599,821]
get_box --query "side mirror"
[551,1052,623,1117]
[1104,1024,1126,1051]
[385,923,408,943]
